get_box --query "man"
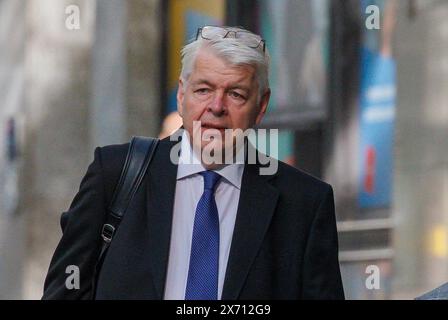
[43,26,344,300]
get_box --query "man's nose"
[207,91,226,116]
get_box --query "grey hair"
[180,27,270,97]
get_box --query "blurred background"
[1,0,447,300]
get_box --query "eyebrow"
[191,79,215,87]
[228,85,250,93]
[192,79,251,93]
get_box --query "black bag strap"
[92,136,159,298]
[101,136,159,243]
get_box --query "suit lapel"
[145,136,180,299]
[222,147,279,300]
[143,133,279,300]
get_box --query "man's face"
[177,48,270,162]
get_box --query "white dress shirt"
[163,131,244,300]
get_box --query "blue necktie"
[185,170,221,300]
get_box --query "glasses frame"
[196,26,266,53]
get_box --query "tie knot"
[200,171,221,191]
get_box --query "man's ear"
[255,88,271,125]
[177,78,185,116]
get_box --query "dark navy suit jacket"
[42,132,344,300]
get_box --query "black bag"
[91,136,159,299]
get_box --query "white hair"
[180,27,270,97]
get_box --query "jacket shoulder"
[275,159,332,194]
[98,142,130,169]
[416,283,448,300]
[96,142,130,203]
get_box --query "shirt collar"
[176,130,245,189]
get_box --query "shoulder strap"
[102,136,159,243]
[92,136,159,298]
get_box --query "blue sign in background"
[358,46,396,208]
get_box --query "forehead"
[189,48,256,86]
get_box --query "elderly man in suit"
[42,26,344,300]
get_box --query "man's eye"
[195,88,210,94]
[229,91,246,100]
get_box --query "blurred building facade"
[0,0,448,300]
[0,0,162,299]
[0,0,26,300]
[393,0,448,298]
